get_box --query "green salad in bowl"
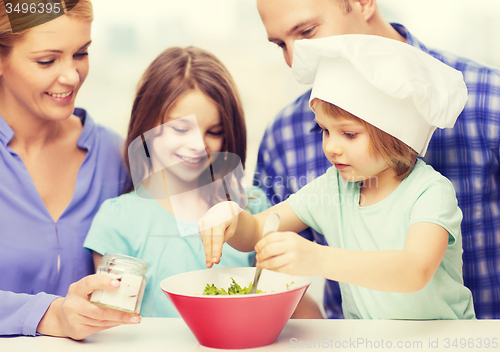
[203,277,295,295]
[203,278,264,295]
[159,267,311,349]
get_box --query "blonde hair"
[311,98,418,179]
[0,0,93,58]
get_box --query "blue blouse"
[0,109,130,336]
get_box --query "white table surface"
[2,318,499,352]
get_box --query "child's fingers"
[200,227,214,267]
[258,250,290,271]
[255,232,288,265]
[254,231,286,253]
[199,215,216,267]
[256,236,287,263]
[198,201,241,267]
[210,222,229,265]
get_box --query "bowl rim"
[159,267,312,298]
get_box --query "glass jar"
[90,252,148,313]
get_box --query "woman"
[0,1,139,339]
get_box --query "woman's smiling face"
[0,15,91,122]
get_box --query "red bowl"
[160,267,311,349]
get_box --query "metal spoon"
[248,212,281,294]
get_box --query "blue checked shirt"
[253,23,500,319]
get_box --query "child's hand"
[198,201,242,268]
[255,231,322,276]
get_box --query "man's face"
[257,0,369,67]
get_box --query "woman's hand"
[198,201,242,268]
[255,231,324,276]
[37,274,141,340]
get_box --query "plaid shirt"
[253,23,500,319]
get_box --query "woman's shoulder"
[74,108,124,150]
[75,109,130,191]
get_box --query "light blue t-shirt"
[84,186,270,317]
[287,160,475,320]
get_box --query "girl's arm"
[199,201,308,268]
[256,222,449,293]
[92,251,103,271]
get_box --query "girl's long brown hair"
[123,46,247,197]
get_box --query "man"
[253,0,500,319]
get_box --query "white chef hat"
[292,35,468,156]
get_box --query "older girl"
[84,47,271,317]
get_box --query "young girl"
[83,46,270,317]
[199,35,476,320]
